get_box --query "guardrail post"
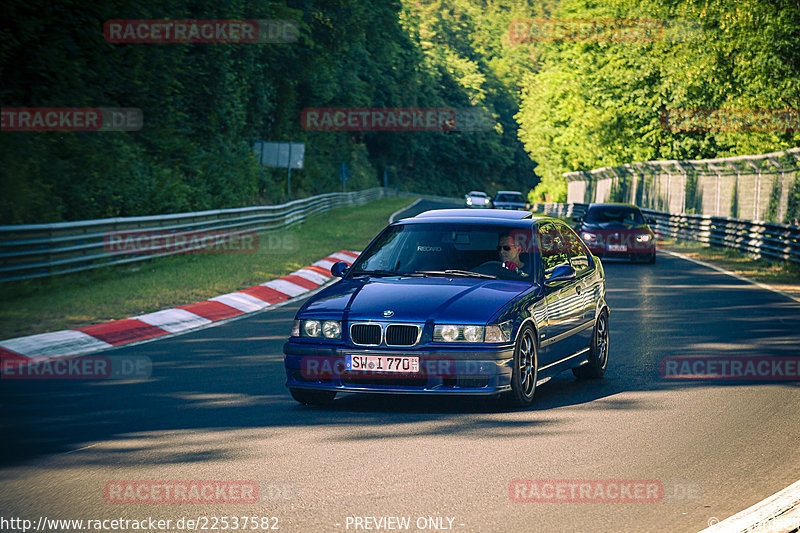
[709,163,722,216]
[755,168,761,221]
[680,165,687,214]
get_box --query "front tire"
[573,311,609,379]
[290,388,337,405]
[505,324,538,407]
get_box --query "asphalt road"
[1,200,799,533]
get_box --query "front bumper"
[587,244,655,261]
[283,340,514,395]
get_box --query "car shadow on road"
[1,252,799,467]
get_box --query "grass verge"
[0,196,415,340]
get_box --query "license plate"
[345,354,419,373]
[608,244,628,252]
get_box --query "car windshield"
[495,193,523,203]
[584,206,645,225]
[349,223,537,281]
[469,192,487,197]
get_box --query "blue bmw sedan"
[283,209,609,407]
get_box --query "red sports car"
[575,203,656,263]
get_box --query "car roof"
[495,190,523,195]
[415,209,530,219]
[399,209,554,227]
[466,191,487,195]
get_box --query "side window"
[558,225,591,275]
[538,223,570,276]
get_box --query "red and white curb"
[0,250,359,369]
[699,478,800,533]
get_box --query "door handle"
[576,285,582,295]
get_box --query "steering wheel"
[473,261,506,275]
[475,260,531,279]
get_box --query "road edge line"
[389,198,422,223]
[661,249,800,305]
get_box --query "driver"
[497,234,527,276]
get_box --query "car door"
[557,223,596,348]
[537,222,585,365]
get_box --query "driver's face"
[498,237,521,263]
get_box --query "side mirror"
[330,261,349,278]
[544,264,576,286]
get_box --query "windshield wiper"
[351,269,423,277]
[418,270,497,279]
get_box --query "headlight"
[466,198,473,205]
[322,320,341,339]
[581,232,596,242]
[485,321,512,343]
[463,325,483,342]
[298,319,341,339]
[635,234,653,243]
[303,320,322,337]
[434,324,485,342]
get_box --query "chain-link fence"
[564,148,800,224]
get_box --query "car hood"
[582,222,652,232]
[299,276,534,324]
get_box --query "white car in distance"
[464,191,492,208]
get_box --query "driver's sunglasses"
[496,245,514,251]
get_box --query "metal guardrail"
[0,188,386,282]
[533,202,800,264]
[532,203,588,220]
[20,189,794,283]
